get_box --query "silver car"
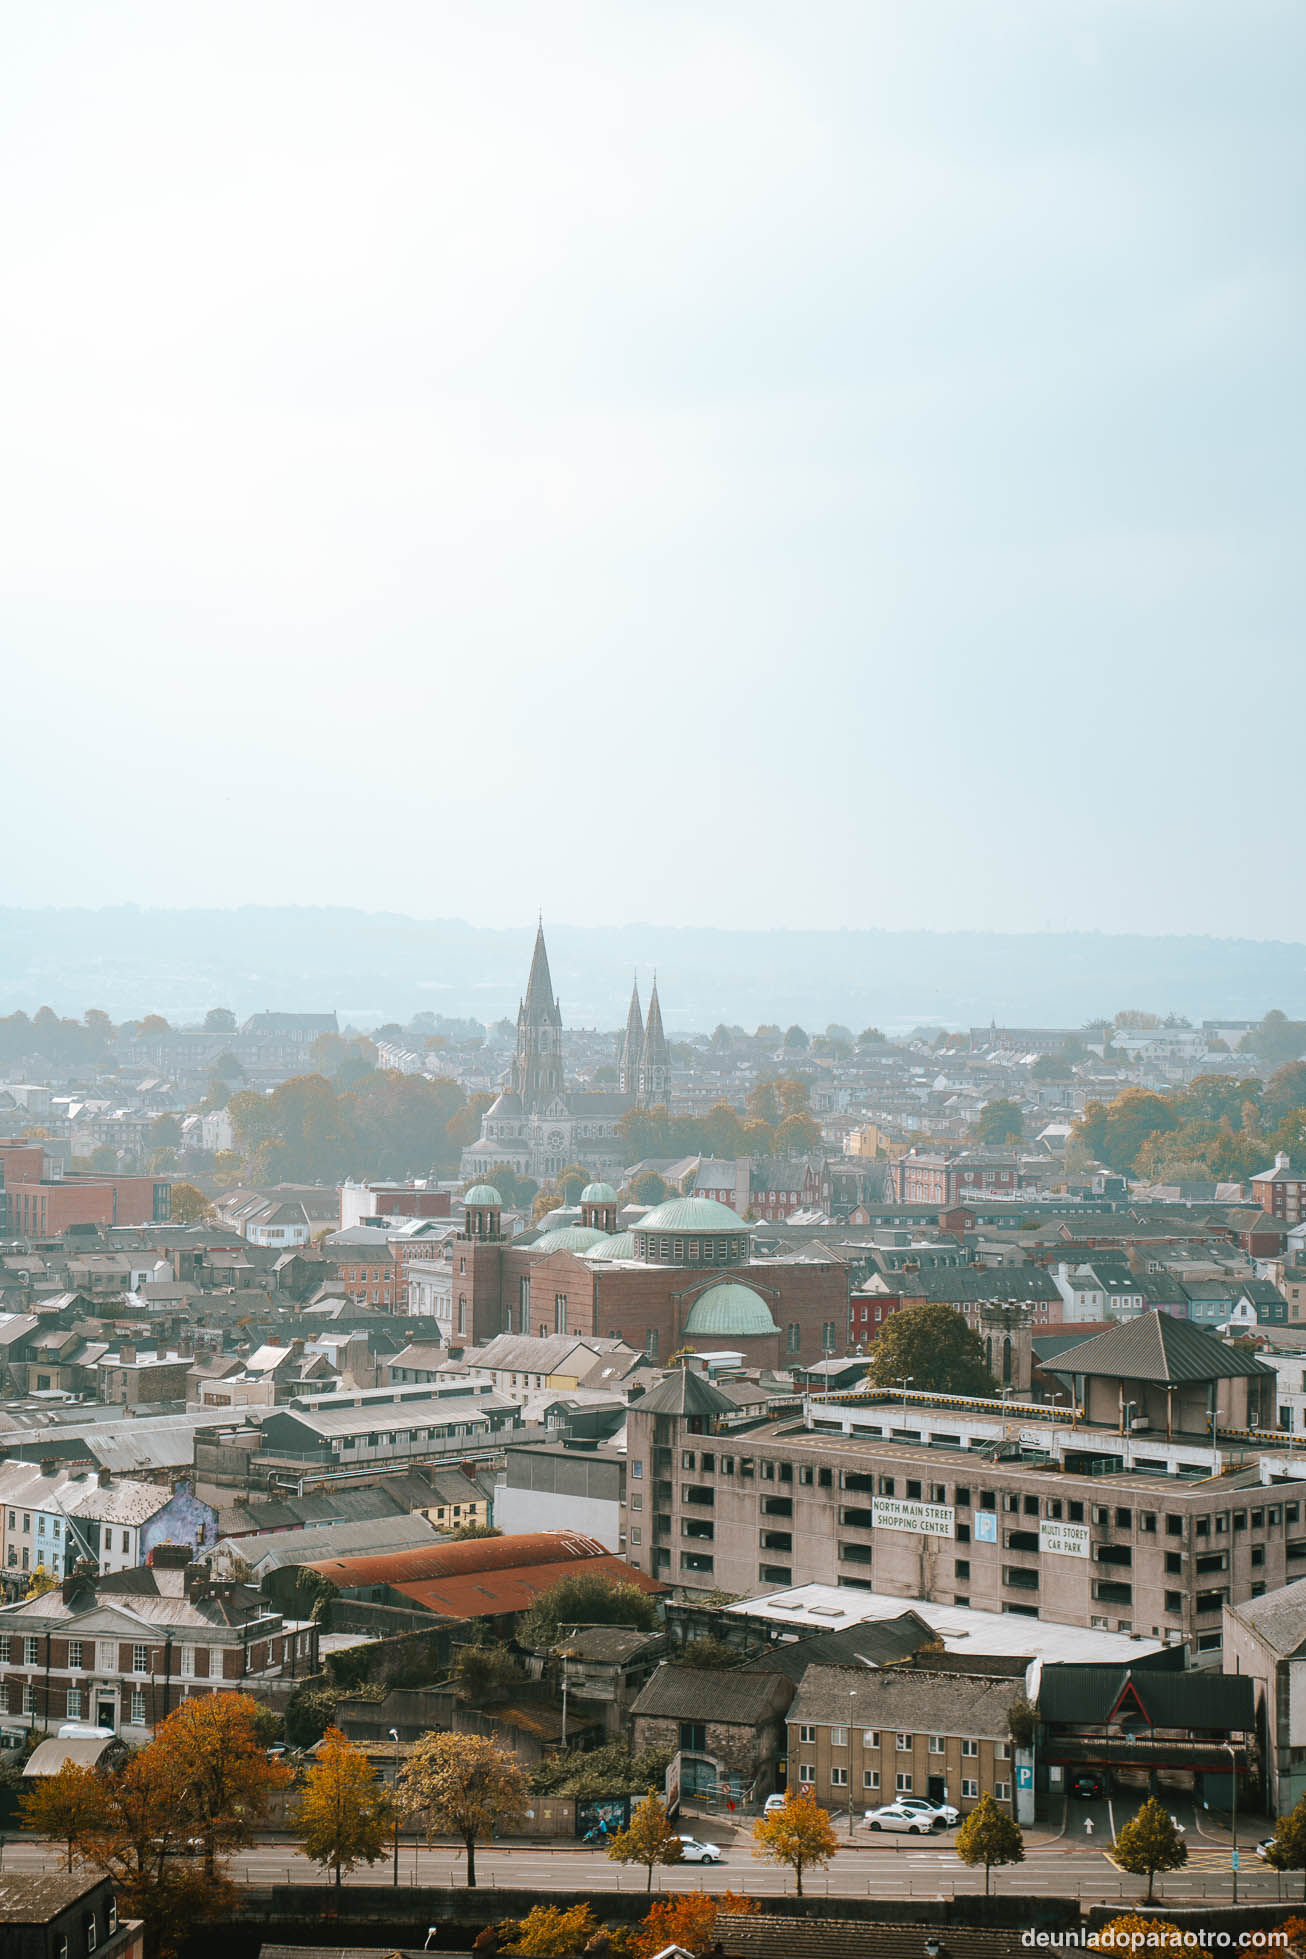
[676,1835,722,1864]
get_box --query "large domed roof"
[683,1283,779,1337]
[529,1225,609,1256]
[584,1230,638,1262]
[463,1184,504,1206]
[580,1181,619,1204]
[636,1196,748,1234]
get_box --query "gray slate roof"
[788,1664,1015,1740]
[1049,1310,1274,1384]
[1228,1575,1306,1656]
[632,1368,735,1419]
[630,1663,794,1726]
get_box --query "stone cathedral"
[459,922,670,1184]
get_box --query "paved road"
[3,1834,1299,1905]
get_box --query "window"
[180,1646,195,1677]
[863,1769,880,1790]
[680,1551,714,1574]
[896,1772,912,1793]
[831,1726,848,1748]
[554,1295,567,1335]
[995,1741,1010,1760]
[66,1687,83,1719]
[132,1644,149,1674]
[23,1637,38,1666]
[85,1913,99,1953]
[962,1778,980,1800]
[680,1722,706,1752]
[995,1781,1012,1801]
[862,1729,879,1747]
[0,1637,7,1663]
[23,1683,34,1714]
[929,1736,945,1754]
[799,1764,815,1784]
[895,1732,912,1752]
[831,1765,848,1785]
[130,1689,146,1724]
[962,1739,978,1757]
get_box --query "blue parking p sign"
[1016,1766,1033,1789]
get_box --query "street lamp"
[1227,1740,1239,1904]
[389,1729,400,1885]
[847,1691,857,1838]
[897,1377,913,1405]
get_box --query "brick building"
[785,1664,1017,1816]
[630,1661,794,1801]
[0,1552,314,1737]
[432,1189,849,1366]
[1252,1152,1306,1223]
[888,1151,1020,1207]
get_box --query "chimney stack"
[97,1468,111,1488]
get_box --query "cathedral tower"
[638,975,670,1106]
[618,976,644,1096]
[511,919,564,1110]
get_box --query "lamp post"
[847,1691,857,1837]
[1227,1740,1239,1904]
[389,1729,400,1885]
[897,1376,913,1406]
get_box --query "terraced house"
[784,1665,1018,1816]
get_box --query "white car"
[676,1836,722,1864]
[865,1802,939,1834]
[763,1793,788,1814]
[895,1797,959,1827]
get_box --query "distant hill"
[1,907,1303,1034]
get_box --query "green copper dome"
[636,1196,748,1234]
[584,1230,637,1261]
[683,1283,778,1337]
[463,1184,504,1206]
[529,1224,609,1256]
[581,1181,619,1204]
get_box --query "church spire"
[523,915,558,1023]
[619,976,644,1096]
[512,917,563,1108]
[638,974,670,1106]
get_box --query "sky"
[2,1,1302,941]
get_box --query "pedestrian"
[1084,1817,1094,1837]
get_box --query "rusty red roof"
[300,1529,662,1603]
[391,1551,664,1619]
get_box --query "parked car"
[763,1793,789,1814]
[677,1836,722,1864]
[895,1797,960,1827]
[1071,1772,1105,1800]
[1257,1838,1276,1863]
[865,1802,940,1834]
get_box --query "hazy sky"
[3,2,1301,940]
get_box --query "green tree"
[1111,1796,1188,1903]
[867,1303,996,1396]
[1259,1791,1306,1897]
[679,1636,741,1669]
[752,1788,838,1897]
[630,1170,668,1206]
[294,1726,390,1885]
[972,1100,1024,1145]
[1242,1010,1306,1070]
[518,1571,660,1650]
[397,1731,529,1888]
[469,1165,538,1211]
[954,1792,1024,1895]
[747,1081,781,1127]
[784,1025,809,1051]
[606,1790,684,1890]
[1262,1062,1306,1124]
[203,1007,237,1032]
[775,1111,822,1154]
[857,1026,886,1047]
[1072,1089,1178,1173]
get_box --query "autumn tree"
[24,1564,59,1597]
[634,1893,719,1959]
[169,1182,213,1225]
[752,1787,838,1897]
[1111,1796,1187,1903]
[295,1726,390,1885]
[19,1758,103,1868]
[397,1731,529,1887]
[954,1793,1024,1894]
[1260,1790,1306,1897]
[866,1302,996,1397]
[1090,1916,1211,1959]
[148,1692,291,1879]
[502,1902,601,1955]
[606,1791,684,1890]
[77,1747,238,1959]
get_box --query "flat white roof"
[724,1583,1171,1664]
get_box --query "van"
[57,1723,115,1740]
